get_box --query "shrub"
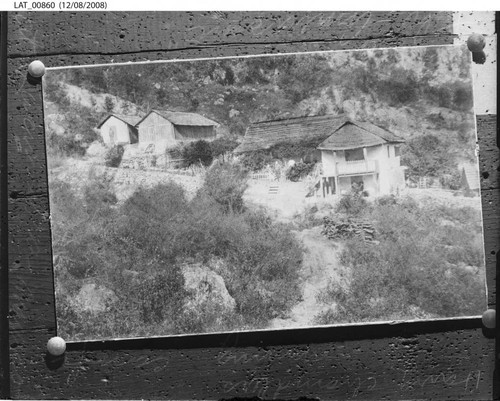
[376,194,397,206]
[136,267,187,325]
[315,200,486,325]
[201,163,248,213]
[104,95,115,112]
[182,140,213,167]
[286,161,315,182]
[222,209,303,323]
[210,137,239,161]
[104,145,124,167]
[439,170,463,190]
[335,192,367,216]
[84,169,117,210]
[239,151,274,172]
[52,171,304,339]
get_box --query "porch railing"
[336,160,378,176]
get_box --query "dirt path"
[270,226,347,329]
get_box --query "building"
[96,114,141,146]
[135,110,218,150]
[234,114,347,162]
[235,114,406,196]
[317,120,405,196]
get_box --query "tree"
[104,95,115,113]
[401,134,456,179]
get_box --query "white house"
[317,120,406,196]
[96,114,141,146]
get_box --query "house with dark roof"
[317,120,406,196]
[135,110,218,149]
[235,114,406,196]
[97,114,141,146]
[234,114,347,162]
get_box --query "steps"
[268,185,279,195]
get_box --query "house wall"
[174,125,215,141]
[321,150,337,176]
[321,144,405,195]
[138,112,176,147]
[100,117,134,146]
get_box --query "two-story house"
[317,120,406,196]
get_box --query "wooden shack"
[96,114,140,146]
[136,110,218,147]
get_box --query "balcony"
[336,160,378,176]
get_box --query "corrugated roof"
[234,115,348,154]
[97,114,142,128]
[150,110,218,127]
[318,121,404,150]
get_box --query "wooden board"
[3,11,498,400]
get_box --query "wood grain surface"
[4,11,498,400]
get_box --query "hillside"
[43,45,477,176]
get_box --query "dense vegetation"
[315,193,486,324]
[52,162,303,340]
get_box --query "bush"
[210,137,239,161]
[335,192,367,216]
[104,145,124,167]
[315,200,486,324]
[286,161,315,182]
[52,167,304,339]
[222,209,303,323]
[201,163,248,213]
[182,140,213,167]
[239,151,274,172]
[439,170,463,190]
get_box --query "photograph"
[42,44,487,342]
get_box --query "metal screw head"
[467,33,486,52]
[28,60,46,78]
[481,309,496,329]
[47,336,66,356]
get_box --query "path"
[270,226,348,329]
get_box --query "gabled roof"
[136,110,218,127]
[317,120,405,151]
[234,114,348,154]
[97,114,142,129]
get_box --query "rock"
[71,283,118,314]
[181,263,236,312]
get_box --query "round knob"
[481,309,496,329]
[47,336,66,356]
[28,60,46,78]
[467,33,486,52]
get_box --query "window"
[345,148,364,161]
[395,145,401,157]
[109,126,117,144]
